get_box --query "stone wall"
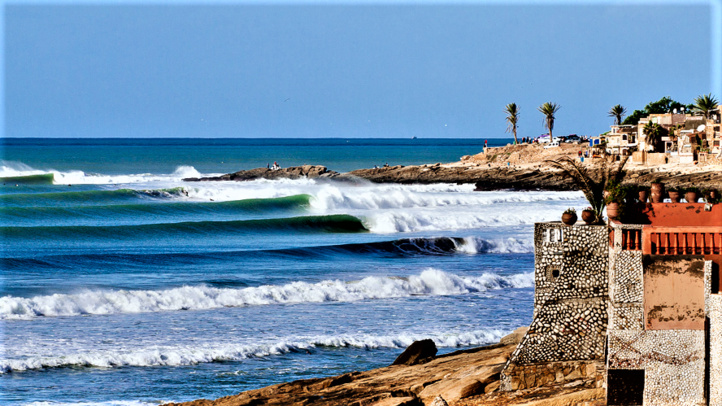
[502,361,604,392]
[501,223,609,390]
[606,228,714,406]
[607,330,705,405]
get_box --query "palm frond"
[544,155,628,223]
[692,93,719,119]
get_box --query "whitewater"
[1,139,586,405]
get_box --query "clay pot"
[685,191,699,203]
[638,190,649,203]
[606,202,620,220]
[668,191,681,203]
[581,209,595,224]
[650,182,664,203]
[561,212,577,226]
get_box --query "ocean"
[0,138,585,406]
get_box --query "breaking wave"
[0,161,210,185]
[2,214,367,240]
[0,269,533,320]
[0,328,506,373]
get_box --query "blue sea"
[0,138,585,406]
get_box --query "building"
[502,201,722,405]
[601,107,722,164]
[605,125,638,156]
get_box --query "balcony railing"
[644,229,722,255]
[621,229,642,251]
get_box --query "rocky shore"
[184,162,722,192]
[163,328,606,406]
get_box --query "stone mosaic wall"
[501,223,609,390]
[607,330,705,405]
[606,227,714,405]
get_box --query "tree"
[608,104,627,125]
[643,121,666,152]
[538,102,560,139]
[504,103,520,144]
[691,93,719,119]
[545,155,629,224]
[621,96,693,125]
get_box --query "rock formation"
[183,165,340,182]
[163,327,606,406]
[392,339,438,366]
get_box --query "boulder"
[392,339,437,366]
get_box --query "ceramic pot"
[581,210,595,224]
[638,190,649,203]
[561,212,577,226]
[668,191,681,203]
[650,182,664,203]
[685,191,699,203]
[606,202,620,220]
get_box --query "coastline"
[163,328,605,406]
[185,143,722,191]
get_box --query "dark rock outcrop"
[185,162,722,193]
[184,165,340,182]
[392,339,438,366]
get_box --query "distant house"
[604,125,638,156]
[623,106,722,163]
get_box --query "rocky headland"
[163,328,606,406]
[184,144,722,191]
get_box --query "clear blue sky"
[3,1,720,138]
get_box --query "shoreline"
[163,328,605,406]
[184,144,722,191]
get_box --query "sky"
[3,0,721,139]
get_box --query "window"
[607,369,644,405]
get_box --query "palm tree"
[643,121,664,152]
[692,93,719,119]
[538,102,560,140]
[504,103,520,144]
[545,155,629,224]
[608,104,627,125]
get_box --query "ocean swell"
[0,269,533,320]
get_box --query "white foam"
[0,161,211,185]
[362,207,565,233]
[454,237,532,254]
[0,328,506,373]
[0,269,533,320]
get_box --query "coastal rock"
[183,165,340,182]
[164,329,605,406]
[392,339,438,366]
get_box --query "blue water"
[0,138,585,406]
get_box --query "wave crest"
[0,329,506,373]
[0,269,533,320]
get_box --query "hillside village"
[600,104,722,165]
